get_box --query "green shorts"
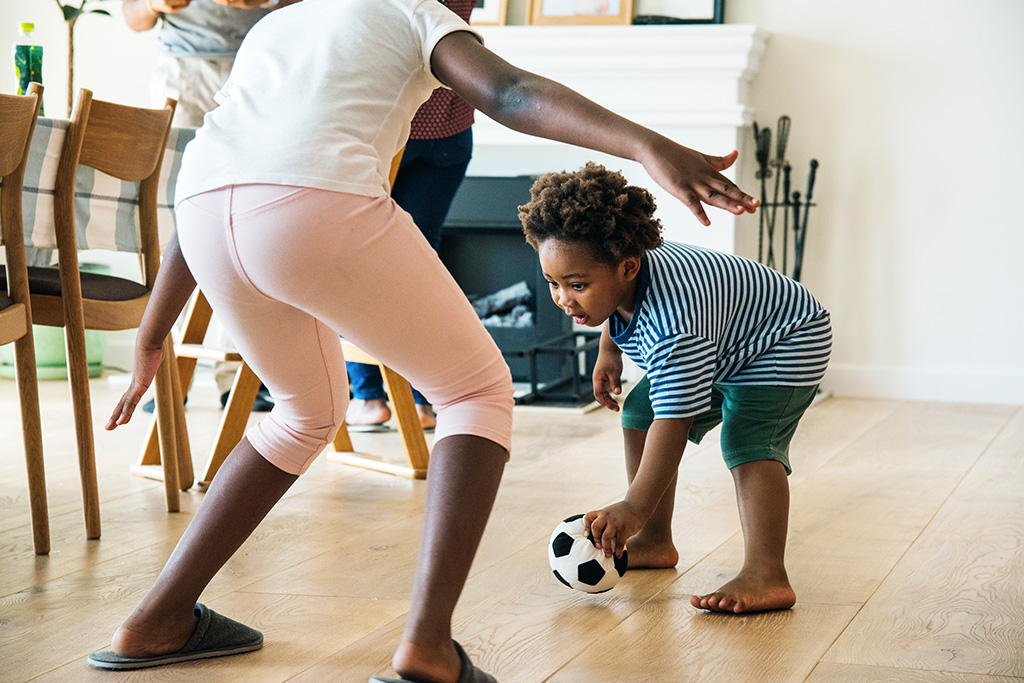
[620,376,819,475]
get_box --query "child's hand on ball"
[585,502,643,559]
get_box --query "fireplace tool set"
[752,115,819,282]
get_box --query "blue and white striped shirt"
[609,241,832,419]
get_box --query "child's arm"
[586,416,693,558]
[430,31,759,226]
[106,231,197,430]
[593,326,623,412]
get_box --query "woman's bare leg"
[392,434,507,683]
[110,438,297,657]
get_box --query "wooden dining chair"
[0,83,49,554]
[136,146,431,485]
[15,89,186,538]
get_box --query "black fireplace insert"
[439,175,599,405]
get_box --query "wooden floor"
[1,375,1023,682]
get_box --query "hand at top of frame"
[148,0,192,14]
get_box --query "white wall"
[725,0,1024,404]
[2,1,157,117]
[4,0,1022,404]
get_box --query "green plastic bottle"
[13,22,44,115]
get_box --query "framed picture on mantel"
[471,0,508,26]
[632,0,724,24]
[528,0,634,26]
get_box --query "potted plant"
[54,0,115,115]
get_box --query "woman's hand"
[584,501,645,559]
[639,145,760,227]
[106,342,164,430]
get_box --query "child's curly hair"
[519,162,663,265]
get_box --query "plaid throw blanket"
[12,118,196,255]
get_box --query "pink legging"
[175,184,514,475]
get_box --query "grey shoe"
[369,640,497,682]
[87,603,262,670]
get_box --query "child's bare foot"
[624,534,679,569]
[416,404,437,430]
[347,398,391,426]
[690,569,795,614]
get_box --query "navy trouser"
[348,128,473,404]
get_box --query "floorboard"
[0,375,1021,682]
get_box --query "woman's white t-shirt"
[175,0,479,203]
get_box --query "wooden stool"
[137,293,430,486]
[327,340,430,479]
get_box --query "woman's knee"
[431,358,515,454]
[247,391,349,475]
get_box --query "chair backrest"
[0,82,44,318]
[53,88,175,289]
[0,84,41,176]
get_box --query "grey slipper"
[369,640,496,682]
[87,603,263,670]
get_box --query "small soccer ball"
[548,513,627,593]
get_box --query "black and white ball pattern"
[548,514,628,593]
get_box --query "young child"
[92,2,759,681]
[520,162,831,614]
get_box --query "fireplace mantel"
[468,24,768,254]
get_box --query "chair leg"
[167,343,194,489]
[154,337,180,512]
[63,324,101,539]
[332,422,354,452]
[137,289,209,471]
[14,334,49,555]
[380,365,430,475]
[328,341,430,479]
[136,352,199,470]
[196,362,262,487]
[329,362,430,479]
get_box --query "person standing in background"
[345,0,477,433]
[122,0,299,128]
[122,0,299,410]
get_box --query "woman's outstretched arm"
[431,31,759,226]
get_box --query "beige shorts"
[151,55,234,128]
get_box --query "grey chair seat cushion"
[0,266,148,302]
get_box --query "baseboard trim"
[824,364,1024,405]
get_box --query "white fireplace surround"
[469,24,767,255]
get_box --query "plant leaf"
[60,5,84,21]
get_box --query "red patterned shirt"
[410,0,476,140]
